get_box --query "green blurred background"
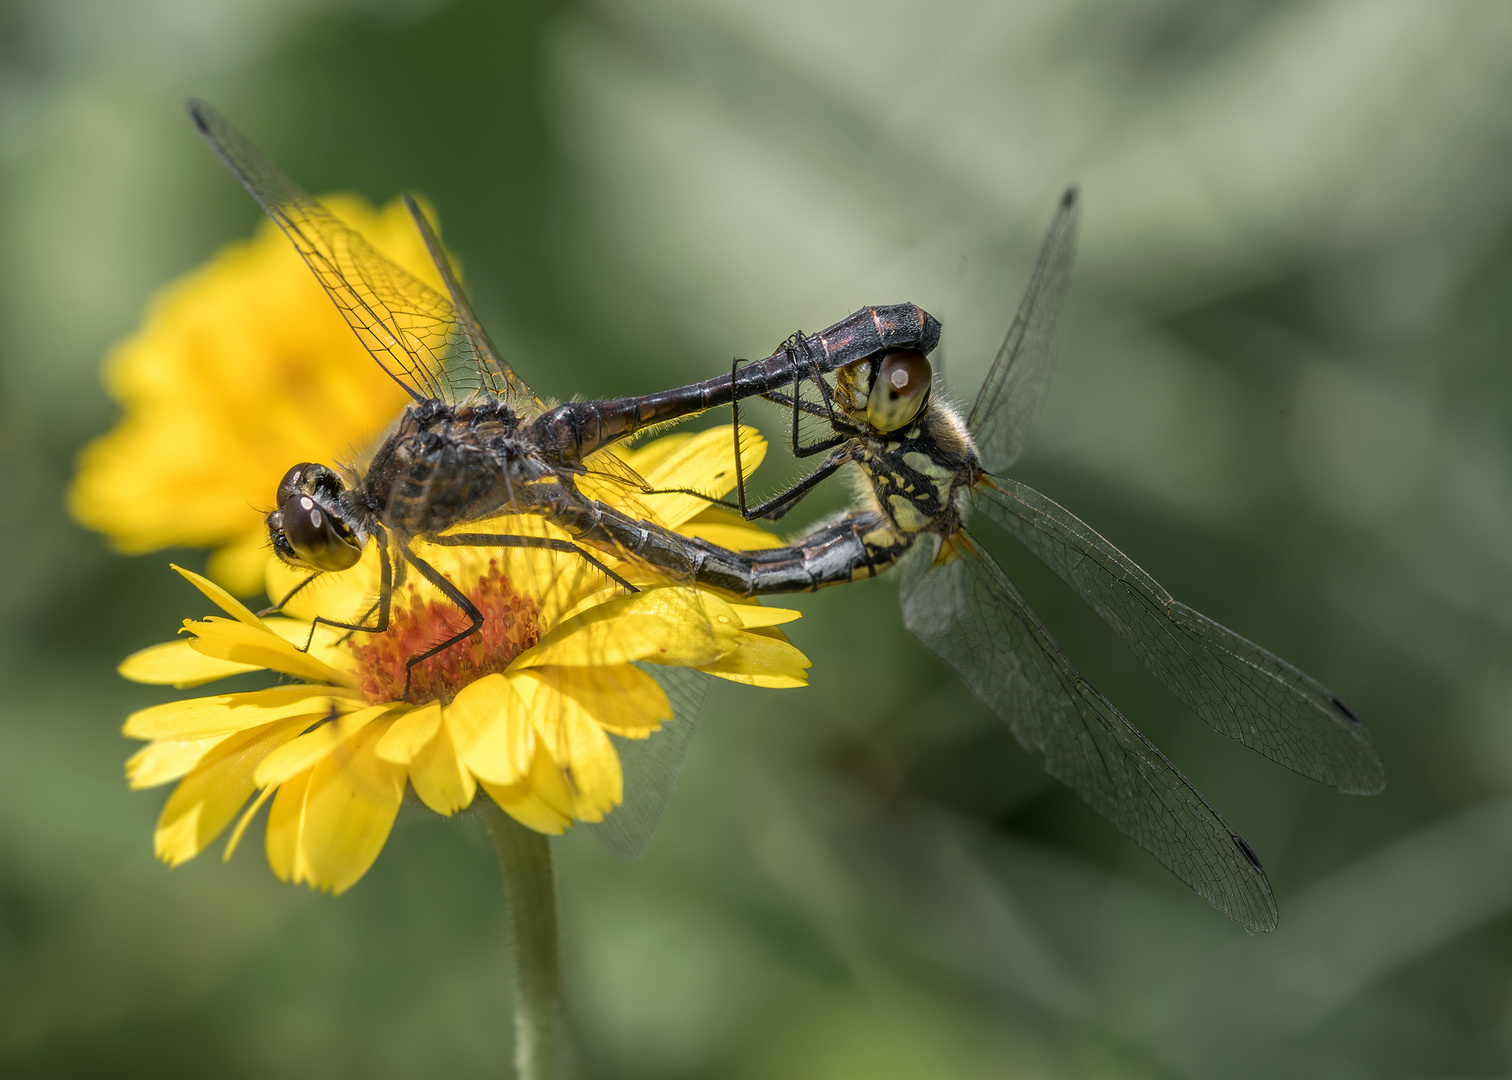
[3,1,1511,1076]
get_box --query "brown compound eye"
[279,493,362,571]
[866,350,932,432]
[276,462,344,506]
[276,464,311,507]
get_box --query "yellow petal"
[531,664,670,737]
[254,704,390,787]
[260,616,355,673]
[125,734,231,790]
[677,511,786,552]
[409,718,476,816]
[119,640,260,687]
[631,426,767,528]
[223,783,276,861]
[479,780,573,835]
[124,685,337,740]
[515,588,739,669]
[171,563,264,629]
[296,720,406,894]
[266,769,313,884]
[374,701,443,765]
[185,616,353,686]
[153,717,307,866]
[616,431,696,477]
[530,680,623,822]
[727,602,802,629]
[478,743,575,834]
[702,629,812,688]
[447,674,532,786]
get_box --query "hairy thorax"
[362,399,548,538]
[855,401,981,538]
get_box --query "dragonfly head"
[267,462,364,572]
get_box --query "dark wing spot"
[1329,694,1364,726]
[1233,834,1264,871]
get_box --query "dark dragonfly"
[632,189,1383,931]
[187,100,938,856]
[188,101,937,686]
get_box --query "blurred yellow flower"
[69,195,431,594]
[120,430,810,894]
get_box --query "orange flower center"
[349,562,540,705]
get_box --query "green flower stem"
[481,801,565,1080]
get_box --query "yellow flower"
[69,195,430,594]
[121,429,810,894]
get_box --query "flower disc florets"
[352,564,540,705]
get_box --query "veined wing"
[403,194,542,415]
[591,664,712,861]
[897,531,1277,932]
[967,188,1079,474]
[188,100,540,413]
[974,477,1384,795]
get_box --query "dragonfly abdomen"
[531,304,942,462]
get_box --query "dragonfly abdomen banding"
[542,494,909,598]
[740,514,910,594]
[530,304,943,462]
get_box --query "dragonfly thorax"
[854,398,981,538]
[362,398,557,540]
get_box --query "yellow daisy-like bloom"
[121,428,809,894]
[69,195,428,594]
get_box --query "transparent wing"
[591,664,712,861]
[897,532,1278,932]
[967,188,1080,474]
[403,194,543,416]
[973,477,1384,795]
[188,99,540,412]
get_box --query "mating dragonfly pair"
[191,101,1381,932]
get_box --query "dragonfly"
[187,100,945,856]
[189,99,939,665]
[638,189,1384,931]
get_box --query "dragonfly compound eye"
[866,350,932,432]
[276,462,345,506]
[279,494,362,571]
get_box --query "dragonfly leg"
[397,548,484,701]
[775,334,847,459]
[744,451,847,521]
[730,354,752,516]
[431,532,640,593]
[642,450,848,522]
[301,531,394,651]
[258,570,320,617]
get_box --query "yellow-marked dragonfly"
[654,190,1383,931]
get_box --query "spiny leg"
[398,548,483,702]
[259,570,320,617]
[299,526,394,652]
[787,334,845,458]
[731,354,751,516]
[431,532,641,593]
[404,533,641,701]
[644,449,848,522]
